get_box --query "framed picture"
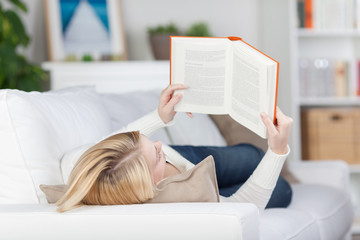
[44,0,127,61]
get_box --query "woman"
[56,84,293,212]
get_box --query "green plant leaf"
[0,0,46,92]
[8,0,27,13]
[148,22,180,35]
[4,10,29,47]
[186,22,211,37]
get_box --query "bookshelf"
[291,0,360,234]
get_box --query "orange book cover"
[169,36,279,139]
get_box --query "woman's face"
[140,135,166,184]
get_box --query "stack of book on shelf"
[297,0,358,30]
[298,58,352,98]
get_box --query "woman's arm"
[106,84,189,138]
[220,147,289,212]
[220,107,293,213]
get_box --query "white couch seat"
[260,183,353,240]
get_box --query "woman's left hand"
[158,84,192,123]
[260,107,293,155]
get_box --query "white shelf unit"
[290,0,360,234]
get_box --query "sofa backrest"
[0,87,112,204]
[100,90,226,146]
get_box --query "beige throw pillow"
[39,184,67,204]
[40,156,220,204]
[147,156,219,203]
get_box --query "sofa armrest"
[0,202,259,240]
[288,160,350,192]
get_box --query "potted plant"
[0,0,47,91]
[148,23,180,60]
[186,22,211,37]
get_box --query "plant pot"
[149,34,171,60]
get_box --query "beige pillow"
[39,184,67,204]
[147,156,219,203]
[210,114,300,184]
[40,156,220,204]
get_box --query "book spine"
[305,0,313,28]
[345,0,355,29]
[314,0,322,29]
[299,59,310,97]
[298,0,305,28]
[334,60,348,97]
[357,0,360,29]
[358,60,360,96]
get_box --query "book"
[358,60,360,96]
[334,60,348,97]
[170,36,279,139]
[298,58,350,98]
[304,0,313,28]
[298,0,357,30]
[297,0,305,28]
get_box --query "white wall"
[19,0,48,64]
[259,0,293,159]
[20,0,261,62]
[121,0,261,60]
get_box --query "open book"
[170,36,279,139]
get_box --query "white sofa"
[0,85,354,240]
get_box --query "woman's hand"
[260,107,293,155]
[158,84,193,124]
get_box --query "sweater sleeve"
[220,146,290,213]
[162,145,195,173]
[102,109,174,140]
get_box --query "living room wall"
[20,0,261,63]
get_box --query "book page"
[229,45,269,138]
[171,38,231,114]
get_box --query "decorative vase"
[149,34,171,60]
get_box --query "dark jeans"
[170,144,292,208]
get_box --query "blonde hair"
[56,131,156,212]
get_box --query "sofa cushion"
[0,87,112,204]
[61,143,92,184]
[167,112,227,146]
[288,184,354,240]
[100,90,226,146]
[100,90,171,144]
[260,208,320,240]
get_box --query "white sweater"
[109,110,289,213]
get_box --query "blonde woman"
[57,84,293,213]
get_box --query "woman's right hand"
[157,84,192,124]
[260,107,293,155]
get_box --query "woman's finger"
[275,107,293,130]
[260,112,278,136]
[159,84,187,106]
[163,84,187,96]
[165,93,182,110]
[186,112,193,118]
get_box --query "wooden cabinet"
[301,107,360,164]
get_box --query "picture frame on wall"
[44,0,127,61]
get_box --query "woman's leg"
[170,144,264,188]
